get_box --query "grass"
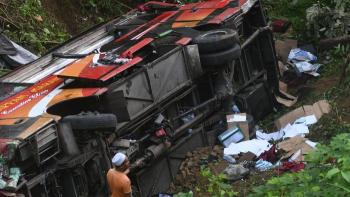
[262,0,329,41]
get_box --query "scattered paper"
[295,61,314,72]
[257,120,312,141]
[294,62,321,76]
[288,48,317,62]
[224,139,271,156]
[283,123,309,138]
[227,114,246,122]
[305,140,317,148]
[289,149,302,162]
[255,159,275,171]
[305,71,320,77]
[294,115,317,125]
[256,130,284,141]
[288,48,321,76]
[275,100,330,129]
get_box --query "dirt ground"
[168,145,275,196]
[41,0,85,35]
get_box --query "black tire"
[61,112,117,131]
[200,44,241,67]
[192,28,239,53]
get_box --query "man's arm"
[122,178,132,197]
[123,192,131,197]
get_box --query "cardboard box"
[226,113,250,140]
[277,136,315,162]
[279,81,288,92]
[275,100,331,129]
[276,90,298,107]
[218,126,245,147]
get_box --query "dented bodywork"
[0,0,279,196]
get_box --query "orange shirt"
[107,169,132,197]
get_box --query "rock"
[186,152,193,158]
[175,176,182,183]
[210,151,218,157]
[223,164,250,181]
[179,163,184,170]
[213,145,222,153]
[187,161,194,168]
[186,168,190,176]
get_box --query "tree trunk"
[319,36,350,50]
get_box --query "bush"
[1,0,69,55]
[249,133,350,197]
[306,0,350,39]
[199,167,238,197]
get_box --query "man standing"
[107,153,132,197]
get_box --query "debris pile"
[223,100,330,175]
[288,48,320,76]
[170,99,331,195]
[274,38,323,109]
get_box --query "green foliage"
[306,0,350,39]
[249,133,350,197]
[80,0,130,20]
[263,0,349,41]
[263,0,325,40]
[2,0,69,55]
[0,69,10,77]
[199,167,237,197]
[173,191,193,197]
[333,44,350,85]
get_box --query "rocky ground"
[168,145,276,196]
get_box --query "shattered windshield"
[0,83,27,101]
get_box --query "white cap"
[112,152,127,166]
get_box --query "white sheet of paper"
[256,130,284,141]
[305,140,317,148]
[289,149,302,162]
[294,115,317,125]
[283,123,309,138]
[295,61,314,72]
[227,114,247,122]
[305,71,320,77]
[223,139,271,156]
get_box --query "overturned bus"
[0,0,280,196]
